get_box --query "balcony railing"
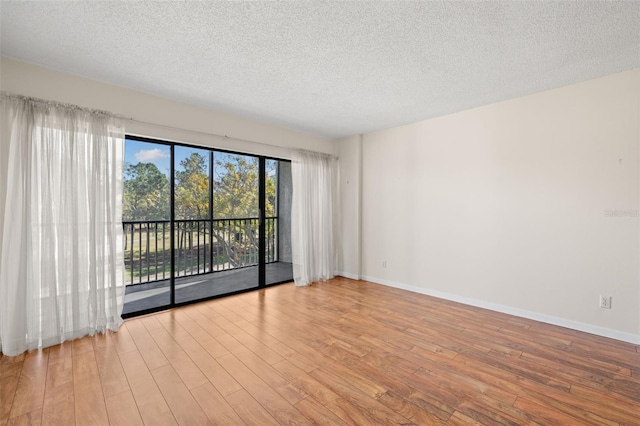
[123,217,278,285]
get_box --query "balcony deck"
[123,261,293,315]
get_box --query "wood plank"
[124,320,169,371]
[294,396,350,426]
[0,359,23,424]
[148,326,208,390]
[91,331,116,353]
[223,389,279,426]
[438,354,624,425]
[41,358,74,426]
[71,336,94,356]
[517,350,640,403]
[72,351,109,425]
[94,349,130,398]
[41,381,74,426]
[376,391,447,425]
[308,367,414,425]
[567,384,640,425]
[513,397,595,425]
[215,353,310,424]
[190,383,247,425]
[271,358,368,426]
[45,342,72,366]
[105,390,143,426]
[44,358,71,388]
[109,326,138,355]
[193,308,284,365]
[447,410,483,426]
[118,350,177,426]
[168,334,243,397]
[234,350,307,405]
[268,329,388,400]
[149,364,211,426]
[6,408,42,426]
[332,350,455,421]
[140,315,164,331]
[9,350,48,419]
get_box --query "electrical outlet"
[599,295,612,309]
[382,260,387,268]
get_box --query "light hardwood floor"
[1,277,639,425]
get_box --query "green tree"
[211,155,278,267]
[175,153,209,219]
[168,152,279,268]
[123,162,169,220]
[213,155,277,218]
[265,161,277,218]
[214,155,257,218]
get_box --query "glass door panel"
[209,152,260,294]
[266,159,293,286]
[173,146,217,304]
[122,138,171,315]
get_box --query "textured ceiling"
[1,1,639,139]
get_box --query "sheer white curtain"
[291,150,338,286]
[0,93,125,356]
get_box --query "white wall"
[336,134,362,279]
[356,69,640,343]
[0,57,335,158]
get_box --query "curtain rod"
[1,91,126,120]
[129,117,337,160]
[294,148,339,160]
[127,117,298,151]
[128,117,338,159]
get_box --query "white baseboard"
[360,275,640,345]
[335,270,360,280]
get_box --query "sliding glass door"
[122,136,292,317]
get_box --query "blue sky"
[125,139,228,177]
[124,139,172,175]
[124,138,275,177]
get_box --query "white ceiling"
[1,1,639,139]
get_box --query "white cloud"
[135,148,169,162]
